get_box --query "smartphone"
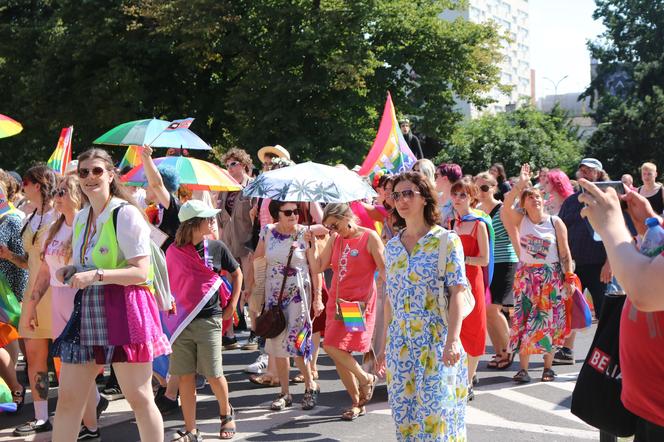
[582,181,626,196]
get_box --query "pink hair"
[547,169,574,199]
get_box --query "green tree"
[0,0,505,170]
[435,104,583,178]
[583,0,664,178]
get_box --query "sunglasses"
[451,192,468,200]
[226,161,240,169]
[479,184,492,192]
[55,188,68,198]
[391,189,421,201]
[78,167,106,179]
[280,209,300,217]
[324,221,340,231]
[22,180,31,187]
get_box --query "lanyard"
[79,197,112,266]
[201,239,213,271]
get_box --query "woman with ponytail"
[51,148,169,442]
[0,165,57,436]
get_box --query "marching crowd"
[0,139,663,442]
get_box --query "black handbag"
[571,293,637,437]
[255,239,296,339]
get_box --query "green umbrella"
[93,118,211,150]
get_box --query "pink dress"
[324,231,377,352]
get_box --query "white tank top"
[518,215,559,265]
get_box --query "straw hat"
[257,144,290,163]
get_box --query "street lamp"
[543,74,569,104]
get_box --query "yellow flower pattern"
[385,226,469,441]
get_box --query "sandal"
[495,353,514,370]
[541,368,556,382]
[270,393,293,411]
[249,374,279,387]
[358,373,377,405]
[290,374,305,383]
[8,385,25,415]
[311,370,320,381]
[301,385,320,410]
[486,354,501,369]
[513,369,531,383]
[341,404,366,421]
[171,429,202,441]
[219,405,236,440]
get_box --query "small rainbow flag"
[359,92,416,179]
[118,145,143,171]
[338,301,366,332]
[46,126,73,175]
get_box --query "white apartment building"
[441,0,532,117]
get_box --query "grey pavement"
[0,327,601,441]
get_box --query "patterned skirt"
[52,284,171,364]
[509,263,569,355]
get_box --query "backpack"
[113,204,174,311]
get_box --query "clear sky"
[530,0,606,98]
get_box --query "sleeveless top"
[518,215,559,265]
[489,204,518,263]
[639,185,664,215]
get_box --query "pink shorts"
[51,286,77,340]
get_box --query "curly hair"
[220,148,253,174]
[391,171,441,229]
[0,170,20,202]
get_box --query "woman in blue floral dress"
[376,172,470,441]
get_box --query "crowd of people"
[0,140,663,442]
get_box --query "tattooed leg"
[34,371,49,401]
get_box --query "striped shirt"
[489,204,518,263]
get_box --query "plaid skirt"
[53,283,171,364]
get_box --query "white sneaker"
[244,353,268,374]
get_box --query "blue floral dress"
[385,225,470,441]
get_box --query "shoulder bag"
[255,234,297,339]
[437,229,475,326]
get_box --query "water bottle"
[640,217,664,257]
[440,364,458,408]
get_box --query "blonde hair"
[641,162,657,173]
[322,203,354,224]
[41,175,83,263]
[475,171,497,186]
[412,159,436,184]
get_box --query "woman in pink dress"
[307,203,385,421]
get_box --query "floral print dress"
[262,225,313,360]
[385,225,470,441]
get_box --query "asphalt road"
[0,326,602,442]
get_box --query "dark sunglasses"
[78,166,105,179]
[324,222,340,231]
[55,188,68,198]
[391,189,421,201]
[280,208,300,217]
[479,184,492,192]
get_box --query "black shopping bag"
[571,294,637,437]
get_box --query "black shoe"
[78,426,101,440]
[472,374,479,386]
[96,396,109,419]
[241,332,259,350]
[156,391,180,415]
[467,386,475,401]
[553,347,575,365]
[14,419,53,436]
[222,336,240,350]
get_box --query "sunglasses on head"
[391,189,421,201]
[55,188,68,198]
[280,208,299,217]
[479,184,492,192]
[78,167,105,179]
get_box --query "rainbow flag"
[359,92,416,178]
[118,145,143,170]
[46,126,73,175]
[339,301,366,332]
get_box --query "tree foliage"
[435,104,583,178]
[583,0,664,178]
[0,0,505,171]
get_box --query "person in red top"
[579,180,664,441]
[306,203,386,421]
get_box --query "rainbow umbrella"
[93,118,211,150]
[0,114,23,139]
[121,156,241,191]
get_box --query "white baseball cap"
[580,158,603,170]
[178,199,221,222]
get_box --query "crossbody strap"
[276,231,298,307]
[437,229,449,288]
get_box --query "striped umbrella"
[121,156,241,191]
[0,114,23,139]
[93,118,211,150]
